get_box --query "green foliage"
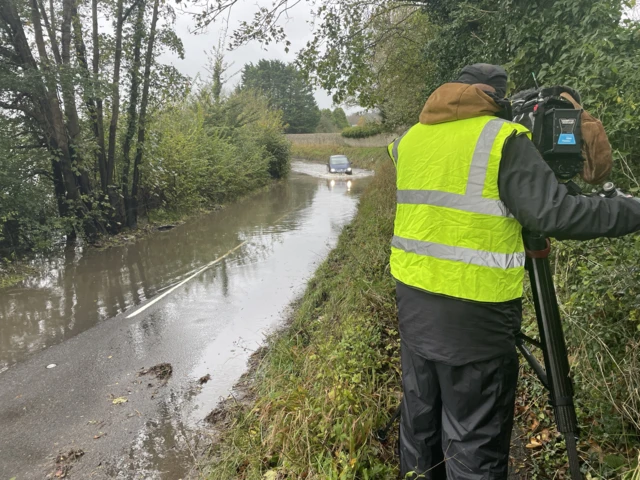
[206,160,399,480]
[316,108,351,133]
[341,123,385,139]
[332,107,350,130]
[142,88,290,216]
[240,59,321,134]
[0,119,64,257]
[350,8,433,127]
[316,109,339,133]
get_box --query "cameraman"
[389,63,640,479]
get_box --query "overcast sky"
[159,1,345,111]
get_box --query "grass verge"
[205,159,401,479]
[291,144,390,169]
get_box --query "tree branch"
[123,0,145,23]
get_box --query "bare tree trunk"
[61,0,80,142]
[106,0,124,191]
[49,0,55,31]
[61,0,93,199]
[29,0,81,207]
[1,0,102,240]
[92,0,107,193]
[131,0,159,229]
[38,0,62,65]
[101,0,127,230]
[1,1,68,219]
[121,0,145,227]
[72,3,104,191]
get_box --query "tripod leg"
[524,233,582,479]
[566,434,582,479]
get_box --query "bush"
[0,132,64,257]
[142,89,290,218]
[341,123,385,139]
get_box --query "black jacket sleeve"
[498,134,640,240]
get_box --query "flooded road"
[0,162,372,479]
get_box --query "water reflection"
[0,174,323,372]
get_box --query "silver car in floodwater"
[327,155,353,175]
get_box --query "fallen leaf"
[526,437,542,449]
[112,397,128,405]
[198,374,212,385]
[529,417,540,432]
[263,470,278,480]
[538,429,551,443]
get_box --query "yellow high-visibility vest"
[389,116,531,303]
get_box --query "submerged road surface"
[0,163,372,479]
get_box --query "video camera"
[511,86,585,181]
[511,86,639,202]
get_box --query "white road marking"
[126,205,298,320]
[126,240,248,318]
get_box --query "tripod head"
[596,181,640,201]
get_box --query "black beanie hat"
[456,63,508,98]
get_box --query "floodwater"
[0,162,372,479]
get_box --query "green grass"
[291,144,390,170]
[206,159,401,479]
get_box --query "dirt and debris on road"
[203,345,268,430]
[139,362,173,382]
[198,374,211,385]
[49,449,84,479]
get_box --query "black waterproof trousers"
[399,339,519,479]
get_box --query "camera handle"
[519,231,582,480]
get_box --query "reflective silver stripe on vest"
[466,118,506,196]
[397,190,509,216]
[391,236,525,270]
[391,130,409,164]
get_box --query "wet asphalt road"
[0,163,372,479]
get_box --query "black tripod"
[377,231,583,479]
[517,230,581,480]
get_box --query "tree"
[331,108,350,130]
[240,59,320,133]
[315,107,350,133]
[0,0,184,239]
[316,109,338,133]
